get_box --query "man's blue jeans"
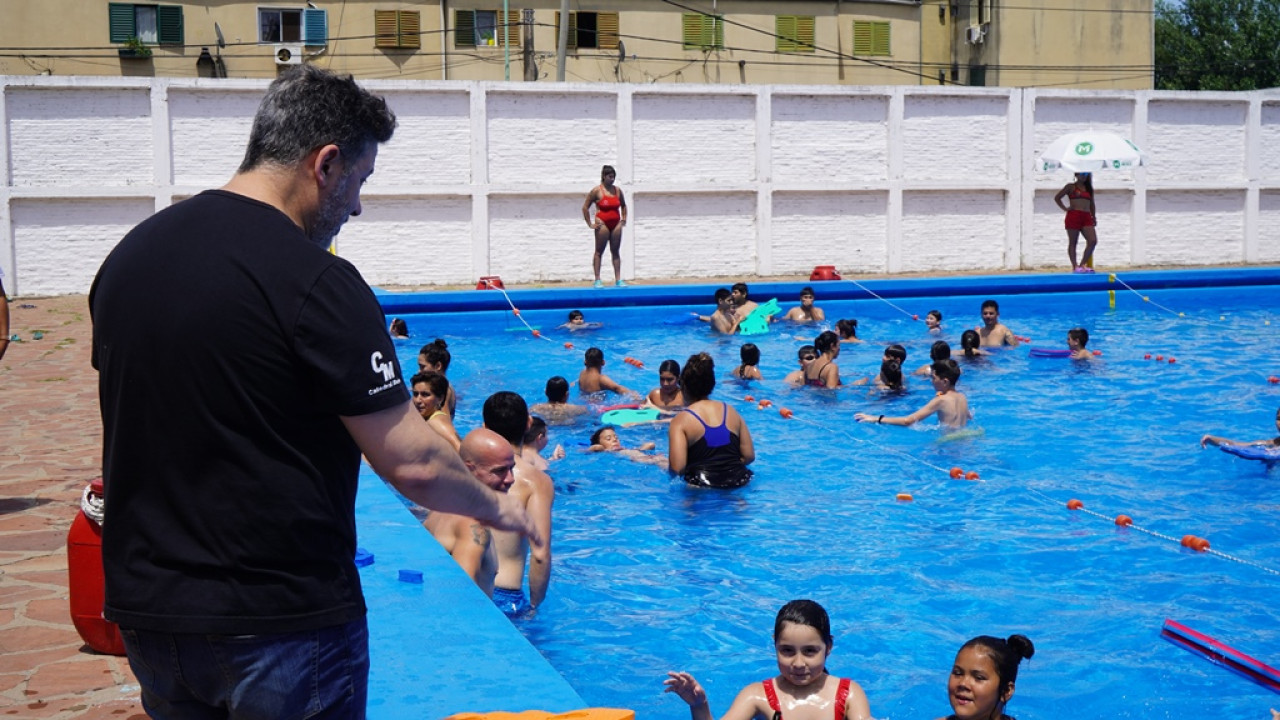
[120,618,369,720]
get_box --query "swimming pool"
[387,270,1280,719]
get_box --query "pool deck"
[2,266,1277,718]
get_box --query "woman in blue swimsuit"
[667,352,754,488]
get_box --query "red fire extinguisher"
[66,478,126,656]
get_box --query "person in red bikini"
[664,599,872,720]
[581,164,628,287]
[1054,171,1098,273]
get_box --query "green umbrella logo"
[1074,142,1094,156]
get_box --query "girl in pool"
[418,338,458,415]
[836,318,863,345]
[851,358,904,392]
[732,343,763,381]
[1199,406,1280,449]
[668,352,754,488]
[388,317,409,339]
[959,330,989,359]
[646,359,686,412]
[937,633,1035,720]
[410,371,461,452]
[804,331,841,389]
[925,309,943,334]
[664,599,872,720]
[589,426,666,466]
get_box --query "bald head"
[459,428,516,492]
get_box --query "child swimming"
[804,331,841,389]
[645,359,687,411]
[836,318,863,345]
[578,347,636,397]
[960,329,989,359]
[915,340,952,375]
[732,343,763,381]
[559,309,603,331]
[855,359,969,429]
[664,599,872,720]
[925,309,943,334]
[784,345,818,386]
[1200,406,1280,449]
[589,426,666,466]
[936,634,1035,720]
[1067,327,1093,360]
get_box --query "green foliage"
[1155,0,1280,90]
[121,35,153,58]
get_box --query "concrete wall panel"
[488,93,617,186]
[771,94,889,182]
[633,193,756,278]
[7,88,153,188]
[899,191,1007,272]
[1256,191,1280,263]
[632,93,756,185]
[901,95,1010,183]
[489,194,590,283]
[1026,190,1133,269]
[169,90,261,188]
[1147,100,1247,183]
[337,196,473,287]
[10,197,152,295]
[771,192,888,274]
[1145,190,1245,265]
[375,91,473,188]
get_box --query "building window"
[852,21,890,56]
[555,11,620,50]
[259,8,327,45]
[682,13,724,50]
[108,3,183,45]
[776,15,815,53]
[375,10,421,49]
[454,10,521,48]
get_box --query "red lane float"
[1067,498,1084,510]
[1160,618,1280,693]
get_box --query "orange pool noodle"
[1067,499,1083,510]
[949,467,963,479]
[1115,515,1133,526]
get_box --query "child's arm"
[856,396,942,426]
[663,672,714,720]
[599,373,635,396]
[1200,434,1252,448]
[843,680,873,720]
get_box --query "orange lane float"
[757,399,773,409]
[1092,349,1103,356]
[1269,376,1279,384]
[965,471,980,480]
[949,467,964,479]
[779,408,793,419]
[896,493,913,502]
[1067,498,1084,510]
[1115,514,1133,526]
[564,342,574,350]
[744,395,755,402]
[531,330,541,338]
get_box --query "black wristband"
[877,415,884,424]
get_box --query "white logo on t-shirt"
[370,351,396,383]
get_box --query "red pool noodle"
[1161,618,1280,693]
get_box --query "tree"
[1155,0,1280,90]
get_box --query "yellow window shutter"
[502,10,522,47]
[796,15,815,51]
[400,11,421,49]
[682,13,703,47]
[375,10,399,48]
[555,11,578,49]
[598,12,619,49]
[777,15,797,52]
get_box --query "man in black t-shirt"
[90,66,536,719]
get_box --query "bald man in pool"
[423,429,518,596]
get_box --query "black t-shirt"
[90,190,408,634]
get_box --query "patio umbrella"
[1035,130,1146,173]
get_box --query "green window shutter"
[872,22,890,56]
[555,12,578,50]
[455,10,476,48]
[853,21,872,54]
[683,13,722,49]
[157,5,183,45]
[598,12,619,50]
[302,8,327,45]
[108,3,136,43]
[778,15,813,53]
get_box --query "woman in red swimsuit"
[581,164,628,288]
[1053,171,1098,274]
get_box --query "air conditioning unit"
[274,44,303,65]
[966,25,985,44]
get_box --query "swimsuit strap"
[833,678,851,720]
[681,406,714,432]
[715,401,729,429]
[762,678,782,715]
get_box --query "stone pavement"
[0,294,144,719]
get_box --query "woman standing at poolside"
[582,164,628,288]
[668,353,754,488]
[1054,171,1098,273]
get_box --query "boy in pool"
[784,345,818,386]
[578,347,637,397]
[664,599,872,720]
[1067,327,1093,360]
[522,416,565,472]
[696,288,741,335]
[1200,407,1280,449]
[529,376,590,425]
[976,299,1019,347]
[855,359,970,429]
[915,340,952,375]
[558,309,602,331]
[782,286,825,323]
[925,309,943,334]
[588,426,666,466]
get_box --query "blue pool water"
[387,272,1280,719]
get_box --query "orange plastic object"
[965,471,980,480]
[1115,515,1133,526]
[758,399,773,408]
[1155,355,1164,361]
[1180,535,1195,547]
[1144,354,1152,360]
[512,309,521,316]
[532,330,541,338]
[743,395,755,402]
[912,314,919,321]
[1067,499,1083,510]
[67,479,127,655]
[476,275,505,290]
[779,408,793,419]
[1092,350,1102,356]
[445,709,636,720]
[1192,537,1210,552]
[1269,376,1279,384]
[949,467,963,479]
[564,343,574,349]
[1167,357,1176,364]
[896,493,913,502]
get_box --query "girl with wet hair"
[805,331,841,389]
[646,359,686,412]
[664,599,872,720]
[939,634,1035,720]
[836,318,862,344]
[960,329,989,359]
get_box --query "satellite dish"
[214,22,226,49]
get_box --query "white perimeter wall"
[3,76,1280,296]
